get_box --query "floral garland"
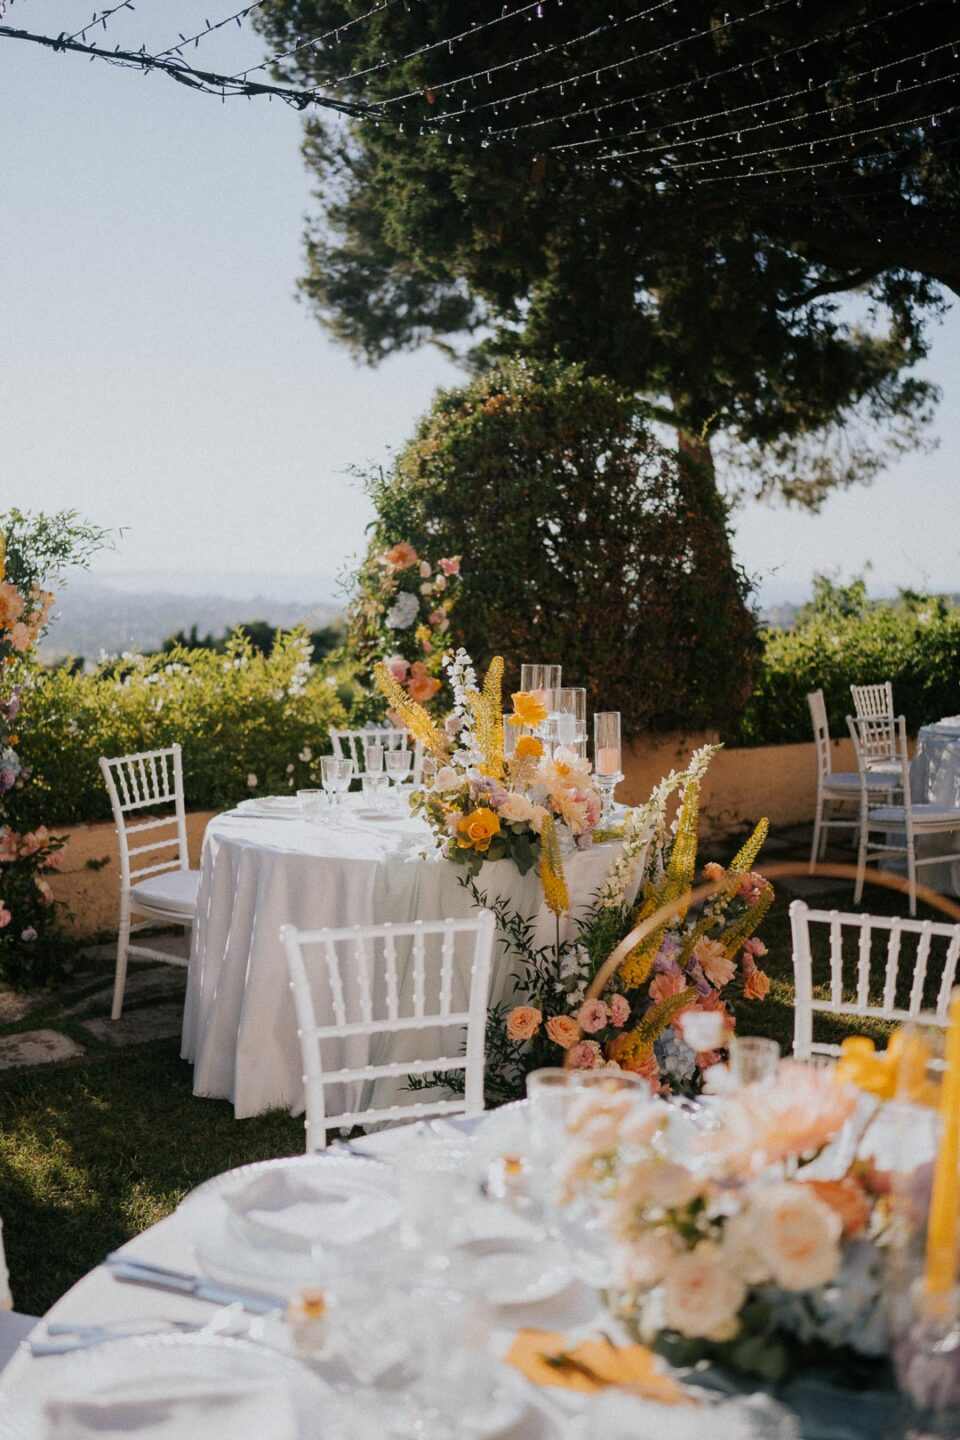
[354,539,461,710]
[0,529,67,986]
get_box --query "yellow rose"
[456,808,501,853]
[515,735,544,760]
[508,691,548,728]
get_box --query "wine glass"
[363,741,383,775]
[333,757,354,803]
[385,748,412,802]
[320,755,341,806]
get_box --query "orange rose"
[744,968,771,1000]
[406,662,441,703]
[456,808,501,853]
[506,1005,542,1041]
[515,735,544,760]
[545,1014,581,1050]
[384,542,419,570]
[508,691,548,728]
[800,1179,871,1238]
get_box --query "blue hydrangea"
[764,1239,888,1356]
[654,1025,697,1087]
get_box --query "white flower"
[325,675,337,689]
[722,1209,773,1285]
[620,1230,681,1289]
[247,773,258,788]
[434,766,462,793]
[528,804,550,834]
[299,747,312,762]
[499,792,534,824]
[385,591,420,630]
[661,1245,746,1341]
[747,1184,843,1292]
[286,763,295,773]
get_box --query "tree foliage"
[350,360,757,733]
[256,0,957,505]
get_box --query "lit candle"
[925,987,960,1296]
[596,746,620,776]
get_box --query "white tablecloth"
[182,800,621,1118]
[911,718,960,896]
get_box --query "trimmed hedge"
[732,582,960,747]
[11,631,346,830]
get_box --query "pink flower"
[568,1040,602,1071]
[576,998,609,1034]
[419,560,432,578]
[738,871,767,902]
[0,905,10,929]
[649,971,685,1004]
[742,937,767,959]
[385,654,411,684]
[693,937,736,988]
[9,622,32,652]
[428,610,445,628]
[703,862,726,883]
[608,994,630,1028]
[438,557,460,576]
[20,927,37,942]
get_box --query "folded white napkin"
[44,1374,298,1440]
[587,1388,797,1439]
[223,1168,398,1250]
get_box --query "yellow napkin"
[505,1328,692,1405]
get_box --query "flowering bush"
[14,630,347,829]
[499,747,773,1095]
[562,1063,890,1382]
[349,533,462,715]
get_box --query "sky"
[2,3,958,608]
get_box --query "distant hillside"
[39,576,341,663]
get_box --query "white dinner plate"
[178,1155,402,1295]
[0,1333,343,1440]
[453,1234,572,1307]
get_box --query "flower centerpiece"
[561,1063,892,1383]
[374,647,602,879]
[501,747,774,1094]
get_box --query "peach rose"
[694,937,736,988]
[9,622,32,652]
[456,808,501,853]
[506,1005,542,1041]
[800,1178,871,1238]
[744,968,771,1000]
[576,999,609,1034]
[406,662,441,703]
[748,1183,843,1292]
[546,1014,581,1050]
[661,1246,746,1341]
[384,542,418,570]
[608,993,630,1028]
[499,793,534,825]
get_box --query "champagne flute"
[385,748,412,803]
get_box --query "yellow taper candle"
[924,987,960,1295]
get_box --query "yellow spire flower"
[466,655,505,780]
[373,662,448,758]
[539,815,569,916]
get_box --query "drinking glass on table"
[297,788,325,822]
[385,748,412,801]
[363,741,383,776]
[728,1035,781,1085]
[321,755,342,807]
[333,757,354,803]
[361,773,388,811]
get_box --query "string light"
[154,3,264,60]
[233,0,405,81]
[68,1,136,44]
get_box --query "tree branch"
[777,268,880,309]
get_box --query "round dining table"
[182,795,622,1119]
[0,1111,903,1440]
[910,717,960,896]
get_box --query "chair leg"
[810,799,823,874]
[854,820,868,906]
[112,899,132,1020]
[818,799,831,860]
[906,840,918,919]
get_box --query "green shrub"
[733,578,960,746]
[11,630,347,829]
[349,359,757,735]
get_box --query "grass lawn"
[0,869,950,1315]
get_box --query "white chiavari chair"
[807,689,893,871]
[99,743,198,1019]
[790,899,960,1061]
[329,727,424,786]
[850,682,899,777]
[281,911,495,1152]
[848,715,960,917]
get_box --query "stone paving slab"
[64,966,187,1019]
[0,1029,85,1069]
[78,1003,184,1048]
[0,988,51,1025]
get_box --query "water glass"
[728,1035,781,1085]
[385,748,412,798]
[363,741,383,775]
[297,788,325,822]
[361,773,387,810]
[333,757,354,799]
[320,755,341,805]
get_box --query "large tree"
[256,0,957,512]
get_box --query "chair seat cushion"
[823,772,892,791]
[869,805,960,827]
[131,869,199,917]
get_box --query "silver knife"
[105,1254,285,1315]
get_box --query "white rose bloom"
[499,792,534,824]
[747,1183,843,1292]
[644,1161,703,1211]
[434,766,462,792]
[661,1245,747,1341]
[385,591,420,630]
[620,1230,681,1290]
[722,1209,772,1285]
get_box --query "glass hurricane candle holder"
[593,712,623,825]
[520,664,562,707]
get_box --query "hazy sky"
[3,4,958,606]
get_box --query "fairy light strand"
[154,2,264,60]
[233,0,404,81]
[69,1,136,44]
